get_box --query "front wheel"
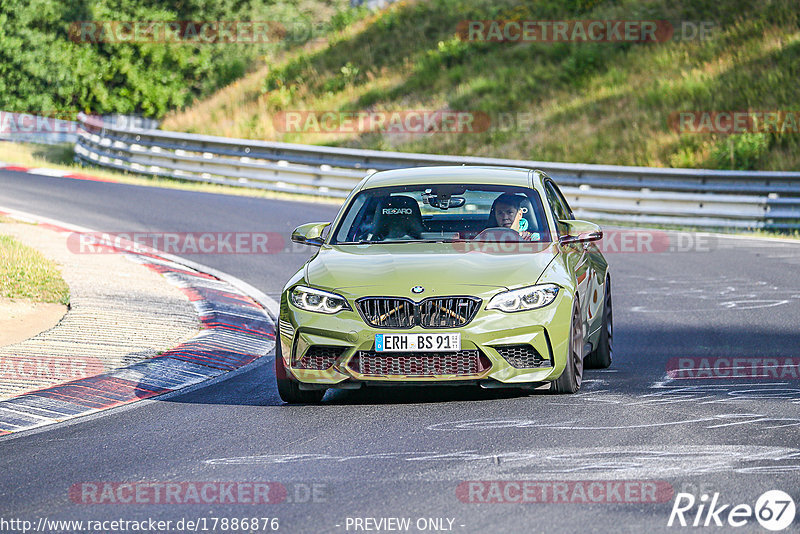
[550,302,583,394]
[585,275,613,369]
[275,341,326,404]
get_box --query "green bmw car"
[276,166,612,403]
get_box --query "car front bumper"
[278,290,573,387]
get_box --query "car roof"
[360,165,544,190]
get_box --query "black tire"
[275,340,326,404]
[585,275,613,369]
[550,302,583,394]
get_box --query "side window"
[544,180,570,235]
[334,193,369,242]
[543,182,562,220]
[550,181,575,220]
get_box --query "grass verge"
[163,0,800,171]
[0,232,70,305]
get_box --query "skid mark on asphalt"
[205,446,800,478]
[423,412,800,431]
[540,380,800,408]
[647,381,800,404]
[622,275,800,313]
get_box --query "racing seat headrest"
[372,195,424,240]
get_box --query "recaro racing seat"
[371,195,424,241]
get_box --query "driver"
[487,193,538,240]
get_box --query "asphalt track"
[1,169,799,533]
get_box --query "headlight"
[290,285,351,314]
[486,284,560,312]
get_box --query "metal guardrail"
[0,113,160,146]
[0,112,78,145]
[74,113,800,230]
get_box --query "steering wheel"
[473,227,523,241]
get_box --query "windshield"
[331,184,552,244]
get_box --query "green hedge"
[0,0,351,117]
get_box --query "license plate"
[375,333,461,352]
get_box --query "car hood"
[305,242,560,298]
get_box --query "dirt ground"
[0,297,67,348]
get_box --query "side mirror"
[291,222,330,247]
[558,219,602,245]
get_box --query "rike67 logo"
[668,490,796,531]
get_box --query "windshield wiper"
[337,239,448,245]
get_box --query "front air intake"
[293,346,346,370]
[495,345,551,369]
[356,296,481,329]
[348,350,490,376]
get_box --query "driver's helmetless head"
[490,192,526,228]
[494,201,519,227]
